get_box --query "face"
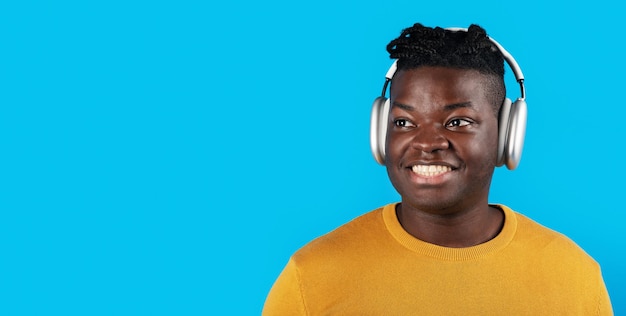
[385,66,499,214]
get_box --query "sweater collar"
[382,203,517,261]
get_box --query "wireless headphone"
[370,27,527,170]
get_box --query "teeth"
[411,165,452,177]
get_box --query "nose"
[410,124,449,153]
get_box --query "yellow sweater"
[263,204,612,315]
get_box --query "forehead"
[389,66,492,107]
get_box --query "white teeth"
[411,165,452,177]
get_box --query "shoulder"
[509,208,600,269]
[506,207,612,313]
[291,205,390,264]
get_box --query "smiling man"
[263,24,613,315]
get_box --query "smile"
[411,165,452,177]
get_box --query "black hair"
[386,23,505,114]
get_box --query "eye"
[393,119,416,128]
[446,118,472,128]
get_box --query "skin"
[386,66,504,248]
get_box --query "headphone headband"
[382,27,526,100]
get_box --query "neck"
[395,203,504,248]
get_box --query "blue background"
[1,0,623,315]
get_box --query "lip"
[405,160,457,170]
[405,161,457,185]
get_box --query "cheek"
[467,123,499,164]
[384,131,412,163]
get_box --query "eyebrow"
[391,102,416,111]
[443,102,473,111]
[392,101,474,111]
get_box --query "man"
[263,23,612,315]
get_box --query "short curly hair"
[386,23,506,114]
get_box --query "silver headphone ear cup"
[497,98,513,167]
[504,99,527,170]
[370,97,389,165]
